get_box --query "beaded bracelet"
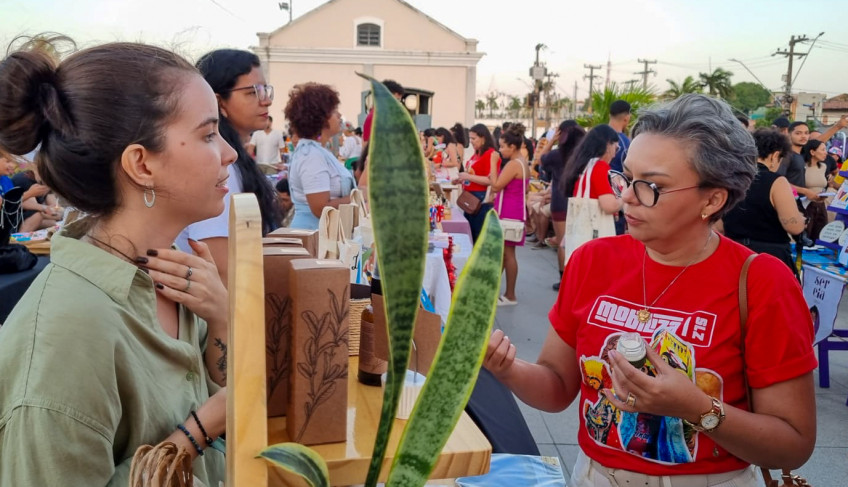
[177,424,204,456]
[190,410,214,446]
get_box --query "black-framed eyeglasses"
[228,84,274,102]
[607,170,701,208]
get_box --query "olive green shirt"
[0,229,225,486]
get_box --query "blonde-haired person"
[485,95,815,486]
[0,40,233,485]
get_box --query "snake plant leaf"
[386,210,503,487]
[259,442,330,487]
[356,73,430,487]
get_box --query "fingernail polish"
[146,249,158,257]
[135,256,149,264]
[138,267,149,274]
[155,282,164,290]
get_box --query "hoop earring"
[144,187,156,208]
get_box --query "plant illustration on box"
[294,287,349,442]
[266,294,292,397]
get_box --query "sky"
[3,0,848,103]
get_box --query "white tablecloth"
[422,233,475,325]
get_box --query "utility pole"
[624,79,640,90]
[773,35,809,116]
[605,54,611,89]
[635,59,657,91]
[543,72,559,128]
[528,43,547,138]
[584,64,602,112]
[572,81,578,119]
[278,1,293,23]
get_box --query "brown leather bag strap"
[738,254,806,486]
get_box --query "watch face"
[701,413,720,430]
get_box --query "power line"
[205,0,247,22]
[793,32,824,85]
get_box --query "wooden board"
[267,356,492,486]
[227,193,269,487]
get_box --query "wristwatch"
[683,397,725,432]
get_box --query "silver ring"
[185,266,193,279]
[184,278,191,292]
[626,392,636,408]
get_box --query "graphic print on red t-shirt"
[579,325,725,464]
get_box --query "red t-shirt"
[464,148,499,192]
[548,234,816,475]
[573,159,614,198]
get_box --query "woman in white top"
[285,83,356,230]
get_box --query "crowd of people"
[0,34,834,487]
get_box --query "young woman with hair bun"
[0,38,233,485]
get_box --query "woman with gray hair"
[483,94,816,486]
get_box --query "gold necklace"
[638,232,714,325]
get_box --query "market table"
[440,207,473,243]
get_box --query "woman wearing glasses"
[178,49,281,284]
[285,82,356,230]
[484,95,816,486]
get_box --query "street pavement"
[492,242,848,486]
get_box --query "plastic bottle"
[616,332,647,369]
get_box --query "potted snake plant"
[258,76,504,487]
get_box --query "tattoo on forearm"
[780,217,801,225]
[214,338,227,381]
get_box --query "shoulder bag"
[563,159,616,265]
[738,254,812,487]
[495,161,527,243]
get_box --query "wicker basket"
[348,297,370,356]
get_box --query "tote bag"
[563,159,615,265]
[495,162,528,243]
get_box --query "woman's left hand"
[602,344,709,421]
[142,239,228,325]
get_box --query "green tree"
[754,106,784,128]
[729,82,773,115]
[475,99,485,118]
[662,76,703,100]
[485,92,499,118]
[698,68,734,99]
[576,82,656,129]
[508,96,522,119]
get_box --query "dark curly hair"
[284,83,340,140]
[752,129,790,160]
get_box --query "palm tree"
[577,82,656,128]
[508,96,522,119]
[475,99,485,118]
[663,76,703,100]
[698,68,734,99]
[485,92,499,118]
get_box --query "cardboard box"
[263,246,311,417]
[263,237,304,247]
[371,294,442,376]
[267,228,319,257]
[287,259,349,445]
